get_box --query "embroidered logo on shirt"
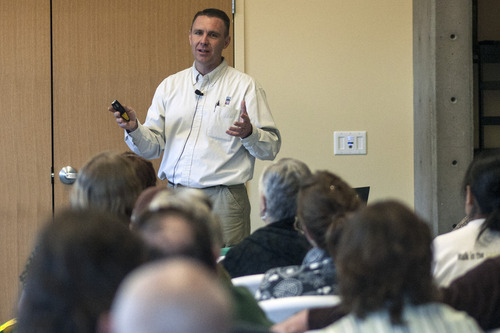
[225,97,231,106]
[457,251,485,260]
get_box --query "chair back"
[231,273,265,297]
[258,295,341,323]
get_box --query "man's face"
[189,15,231,75]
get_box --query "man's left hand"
[226,100,253,139]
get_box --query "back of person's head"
[192,8,230,36]
[149,188,222,248]
[17,208,148,333]
[70,151,143,221]
[161,187,222,246]
[121,151,157,189]
[463,152,500,235]
[133,188,220,271]
[334,200,436,326]
[259,158,311,223]
[130,186,166,227]
[297,170,362,250]
[111,258,232,333]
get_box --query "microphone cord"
[171,93,202,184]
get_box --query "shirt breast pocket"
[206,106,239,141]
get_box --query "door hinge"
[232,0,235,14]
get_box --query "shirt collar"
[470,218,487,225]
[192,58,228,88]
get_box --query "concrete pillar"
[413,0,474,235]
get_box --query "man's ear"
[224,35,231,49]
[260,194,266,219]
[465,185,476,217]
[465,185,473,206]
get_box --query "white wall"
[234,0,414,231]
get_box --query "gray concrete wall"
[414,0,474,235]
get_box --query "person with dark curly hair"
[314,200,481,332]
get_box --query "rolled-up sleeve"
[241,83,281,161]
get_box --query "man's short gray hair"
[259,158,311,222]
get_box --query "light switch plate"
[334,131,367,155]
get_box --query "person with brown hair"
[314,200,481,332]
[132,188,219,271]
[121,151,157,190]
[256,171,362,301]
[70,151,143,221]
[131,187,273,330]
[17,151,145,319]
[16,208,149,333]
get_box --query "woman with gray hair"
[222,158,312,278]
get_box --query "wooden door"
[0,0,232,323]
[0,0,52,322]
[52,0,234,210]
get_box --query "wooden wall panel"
[0,0,232,322]
[0,0,52,323]
[51,0,234,209]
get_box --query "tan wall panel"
[0,0,232,323]
[0,0,52,322]
[52,0,233,209]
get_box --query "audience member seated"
[222,158,312,278]
[255,171,362,301]
[272,201,500,333]
[70,150,144,222]
[433,152,500,287]
[16,208,149,333]
[130,186,166,228]
[121,151,158,189]
[440,254,500,331]
[19,151,144,290]
[108,258,232,333]
[132,188,219,271]
[309,200,482,332]
[131,188,273,330]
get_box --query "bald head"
[111,259,231,333]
